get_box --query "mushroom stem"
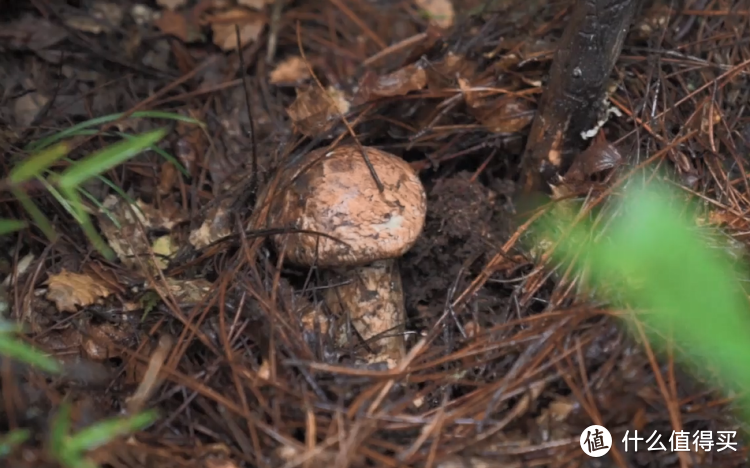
[323,259,406,366]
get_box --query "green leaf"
[59,187,115,261]
[0,219,28,236]
[0,335,63,374]
[10,188,57,242]
[57,128,169,190]
[541,180,750,421]
[26,111,202,153]
[0,429,30,458]
[49,403,73,458]
[9,143,70,184]
[64,410,158,455]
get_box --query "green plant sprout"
[536,178,750,423]
[48,403,158,468]
[4,111,200,260]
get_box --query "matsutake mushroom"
[255,144,427,367]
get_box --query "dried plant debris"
[45,269,113,313]
[269,55,311,86]
[206,8,266,51]
[96,195,186,274]
[189,199,233,250]
[286,86,351,136]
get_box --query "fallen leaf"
[415,0,454,29]
[152,235,178,270]
[82,322,132,361]
[207,8,265,51]
[96,196,186,274]
[354,64,427,104]
[189,199,233,249]
[269,56,310,85]
[46,269,112,313]
[154,10,195,42]
[286,86,350,137]
[156,0,188,10]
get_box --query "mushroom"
[255,144,427,366]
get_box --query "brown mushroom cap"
[260,144,427,268]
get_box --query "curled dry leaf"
[269,55,310,85]
[286,86,350,137]
[206,8,265,51]
[353,64,427,104]
[562,136,622,185]
[46,269,112,313]
[415,0,455,29]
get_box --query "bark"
[520,0,643,194]
[323,259,406,367]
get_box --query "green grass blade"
[0,219,28,236]
[116,132,190,178]
[64,409,158,454]
[10,188,57,242]
[26,111,203,153]
[60,187,115,261]
[0,429,30,458]
[542,181,750,420]
[36,177,78,222]
[57,128,168,190]
[0,335,62,374]
[49,402,72,457]
[9,143,70,184]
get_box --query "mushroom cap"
[259,144,427,268]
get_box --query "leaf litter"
[1,0,750,467]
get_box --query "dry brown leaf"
[286,86,350,137]
[46,269,112,313]
[415,0,454,29]
[207,9,265,51]
[156,0,187,10]
[154,10,195,42]
[189,200,233,249]
[269,56,310,85]
[354,64,427,104]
